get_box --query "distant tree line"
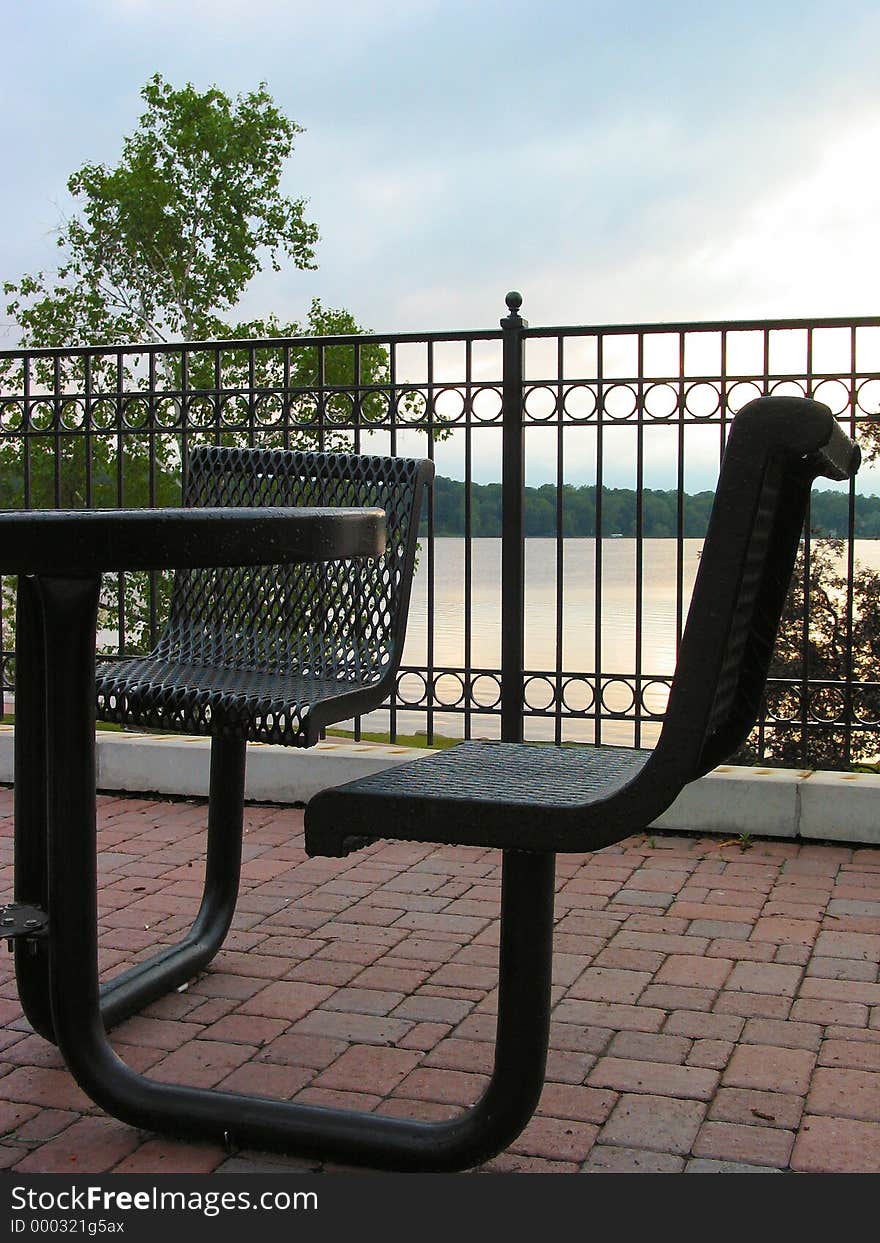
[423,475,880,538]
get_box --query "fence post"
[500,291,528,744]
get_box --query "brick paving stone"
[554,999,666,1033]
[740,1017,822,1052]
[589,1058,719,1102]
[691,1121,794,1167]
[582,1145,685,1172]
[800,976,880,1006]
[393,1067,486,1107]
[806,1068,880,1121]
[606,1031,691,1065]
[752,916,820,945]
[315,1045,422,1095]
[685,1158,781,1173]
[150,1039,256,1089]
[536,1083,617,1124]
[509,1116,598,1162]
[393,995,473,1024]
[397,1022,452,1052]
[379,1098,457,1123]
[655,955,733,989]
[566,967,652,1004]
[791,1115,880,1173]
[592,946,665,973]
[814,931,880,961]
[9,1109,78,1143]
[709,1087,804,1129]
[321,987,404,1017]
[715,991,793,1020]
[640,983,717,1011]
[726,962,803,995]
[1,1067,92,1113]
[2,1033,67,1069]
[0,1099,39,1136]
[111,1015,205,1050]
[423,1038,494,1075]
[789,998,869,1027]
[664,1011,745,1041]
[188,972,265,1001]
[13,1116,141,1173]
[723,1045,816,1095]
[613,931,707,956]
[775,945,811,966]
[114,1139,226,1174]
[198,1014,288,1047]
[294,1086,383,1113]
[482,1152,580,1173]
[545,1049,596,1084]
[238,980,336,1021]
[818,1039,880,1071]
[824,1025,880,1044]
[599,1094,706,1155]
[216,1062,315,1099]
[687,1040,734,1071]
[806,956,878,982]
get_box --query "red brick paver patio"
[1,786,879,1174]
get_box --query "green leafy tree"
[736,537,880,769]
[1,74,394,654]
[5,74,319,347]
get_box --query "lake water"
[365,537,880,745]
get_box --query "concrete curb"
[0,726,877,846]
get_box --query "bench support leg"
[94,733,246,1030]
[20,572,557,1171]
[14,572,245,1040]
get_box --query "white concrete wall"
[0,726,876,846]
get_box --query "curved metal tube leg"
[32,572,557,1171]
[98,733,246,1030]
[13,575,54,1041]
[14,578,246,1039]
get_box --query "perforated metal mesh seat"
[306,397,861,858]
[96,447,434,745]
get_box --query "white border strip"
[0,726,876,846]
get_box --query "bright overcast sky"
[3,0,880,337]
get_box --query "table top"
[0,506,387,575]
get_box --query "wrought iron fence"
[1,294,878,767]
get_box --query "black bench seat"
[307,739,655,856]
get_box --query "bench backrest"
[155,447,433,687]
[648,396,860,789]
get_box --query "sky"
[1,0,879,488]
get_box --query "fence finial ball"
[505,291,523,314]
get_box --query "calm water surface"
[378,537,880,744]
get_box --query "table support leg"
[13,576,53,1041]
[98,734,246,1029]
[14,579,246,1038]
[31,570,557,1170]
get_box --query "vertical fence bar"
[115,351,126,653]
[675,331,685,652]
[554,334,564,745]
[801,327,814,766]
[425,338,436,747]
[634,332,645,748]
[464,338,474,742]
[594,332,604,745]
[388,341,399,742]
[844,324,857,767]
[501,292,527,744]
[52,354,61,507]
